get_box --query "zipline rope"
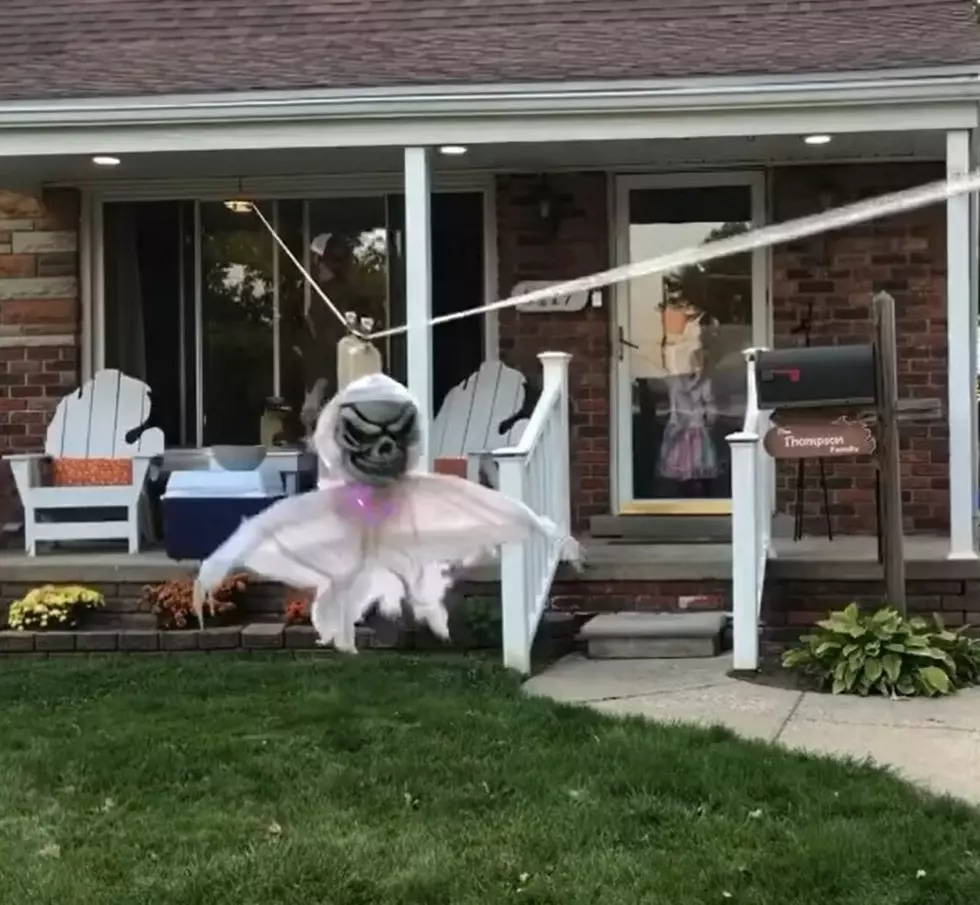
[245,169,980,342]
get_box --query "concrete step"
[578,612,727,659]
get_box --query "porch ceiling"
[0,131,945,187]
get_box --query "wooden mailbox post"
[756,291,906,614]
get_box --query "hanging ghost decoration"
[194,373,571,652]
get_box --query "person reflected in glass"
[298,233,386,434]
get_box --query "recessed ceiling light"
[439,145,468,156]
[92,155,121,166]
[803,134,832,146]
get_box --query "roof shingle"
[1,0,978,102]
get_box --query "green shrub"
[782,604,980,697]
[447,596,502,649]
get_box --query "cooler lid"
[162,468,285,499]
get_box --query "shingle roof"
[1,0,978,102]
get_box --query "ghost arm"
[194,488,359,622]
[374,472,562,568]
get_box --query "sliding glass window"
[101,192,484,449]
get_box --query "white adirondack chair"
[431,361,530,485]
[4,369,165,555]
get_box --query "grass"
[1,654,979,905]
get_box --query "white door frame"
[610,170,770,515]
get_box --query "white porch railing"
[494,352,573,676]
[727,348,774,671]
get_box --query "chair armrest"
[129,453,162,486]
[3,453,50,493]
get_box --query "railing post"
[729,346,765,672]
[497,454,531,675]
[538,352,572,537]
[729,431,760,671]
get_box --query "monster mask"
[314,373,421,485]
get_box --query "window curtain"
[106,203,147,384]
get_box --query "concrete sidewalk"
[525,654,980,805]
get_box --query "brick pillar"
[0,188,82,526]
[771,163,947,535]
[495,173,610,531]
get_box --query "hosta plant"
[782,603,980,697]
[7,584,105,631]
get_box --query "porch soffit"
[0,100,975,160]
[0,129,946,197]
[6,132,946,195]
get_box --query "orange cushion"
[50,458,133,487]
[433,456,467,479]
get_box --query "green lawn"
[1,654,979,904]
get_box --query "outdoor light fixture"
[803,134,832,146]
[224,200,254,214]
[92,155,121,166]
[439,145,468,156]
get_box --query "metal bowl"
[209,445,268,472]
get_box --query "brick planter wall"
[0,579,580,658]
[0,188,81,526]
[1,573,973,658]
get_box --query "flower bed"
[140,574,250,630]
[6,584,105,631]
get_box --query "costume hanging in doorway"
[657,372,720,483]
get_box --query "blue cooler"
[162,468,285,561]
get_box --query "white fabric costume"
[194,373,566,652]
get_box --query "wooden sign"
[763,418,876,459]
[512,280,593,314]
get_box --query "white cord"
[248,202,361,337]
[248,169,980,343]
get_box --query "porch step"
[589,515,731,543]
[578,612,727,660]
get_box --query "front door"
[613,173,767,515]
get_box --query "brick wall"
[495,166,949,535]
[762,579,980,651]
[771,163,947,535]
[0,189,82,526]
[495,173,611,530]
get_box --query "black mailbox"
[755,344,877,410]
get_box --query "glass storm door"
[614,174,767,515]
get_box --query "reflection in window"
[101,192,484,451]
[288,199,390,425]
[626,186,754,502]
[275,200,306,433]
[199,202,274,445]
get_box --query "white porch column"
[404,146,434,469]
[946,130,978,559]
[972,128,979,531]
